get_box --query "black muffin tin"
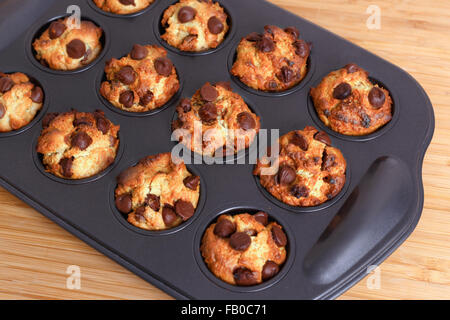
[0,0,434,299]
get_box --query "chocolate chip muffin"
[100,44,180,112]
[254,126,346,207]
[172,82,260,157]
[33,17,103,71]
[231,25,310,92]
[161,0,229,52]
[93,0,154,15]
[310,64,393,136]
[114,153,200,231]
[0,72,44,132]
[201,212,287,286]
[36,110,120,179]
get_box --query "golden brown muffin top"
[201,212,287,286]
[33,17,103,71]
[172,82,260,157]
[93,0,154,15]
[231,25,310,92]
[115,153,200,231]
[254,126,346,207]
[310,64,393,136]
[100,44,180,112]
[37,110,120,179]
[161,0,229,52]
[0,72,44,132]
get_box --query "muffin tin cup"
[193,204,296,293]
[25,14,110,75]
[0,72,50,138]
[109,160,207,236]
[0,0,434,299]
[153,0,237,57]
[86,0,158,19]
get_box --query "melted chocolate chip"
[154,57,173,77]
[368,87,386,109]
[180,98,191,112]
[49,21,67,39]
[229,232,251,251]
[277,66,294,83]
[96,116,110,134]
[213,219,236,238]
[254,211,268,226]
[345,63,359,73]
[285,26,300,38]
[271,225,287,247]
[119,0,136,5]
[139,91,154,106]
[71,131,93,150]
[262,261,279,281]
[278,165,296,185]
[291,185,309,198]
[42,112,58,128]
[0,77,14,93]
[246,32,262,42]
[119,90,134,108]
[233,267,258,286]
[257,36,275,53]
[145,194,160,212]
[66,39,86,59]
[183,175,200,190]
[290,132,308,150]
[293,40,309,58]
[30,86,44,103]
[208,16,224,34]
[116,66,136,85]
[237,112,256,130]
[198,102,217,123]
[59,157,74,177]
[130,44,148,60]
[200,83,218,102]
[333,82,352,100]
[314,131,331,146]
[73,117,92,127]
[162,205,178,226]
[178,6,196,23]
[115,194,132,214]
[0,103,5,119]
[321,150,336,171]
[174,199,195,221]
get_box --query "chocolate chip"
[208,16,224,34]
[178,6,196,23]
[162,205,178,226]
[71,131,93,150]
[246,32,262,42]
[139,91,154,106]
[183,175,200,190]
[115,194,132,213]
[291,185,309,198]
[130,44,148,60]
[145,194,160,212]
[314,131,331,146]
[233,267,258,286]
[229,232,251,251]
[271,225,287,247]
[215,81,232,91]
[95,117,109,134]
[293,40,309,58]
[30,86,44,103]
[116,66,136,85]
[0,77,13,93]
[213,219,236,238]
[180,98,191,112]
[154,57,173,77]
[119,90,134,108]
[66,39,86,59]
[368,87,386,109]
[278,165,296,185]
[361,113,371,128]
[262,261,279,281]
[174,200,195,221]
[267,81,278,90]
[321,150,335,171]
[73,117,92,127]
[277,66,293,83]
[257,36,275,53]
[42,112,58,128]
[200,83,218,102]
[199,102,217,123]
[119,0,136,5]
[48,21,66,39]
[285,26,300,38]
[0,103,5,119]
[59,157,74,177]
[345,63,359,73]
[237,112,256,130]
[290,132,308,150]
[333,82,352,100]
[254,211,268,226]
[183,34,197,44]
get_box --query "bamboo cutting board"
[0,0,449,300]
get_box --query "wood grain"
[1,0,449,300]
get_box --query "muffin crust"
[93,0,154,15]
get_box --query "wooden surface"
[1,0,449,300]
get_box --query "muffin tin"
[0,0,434,299]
